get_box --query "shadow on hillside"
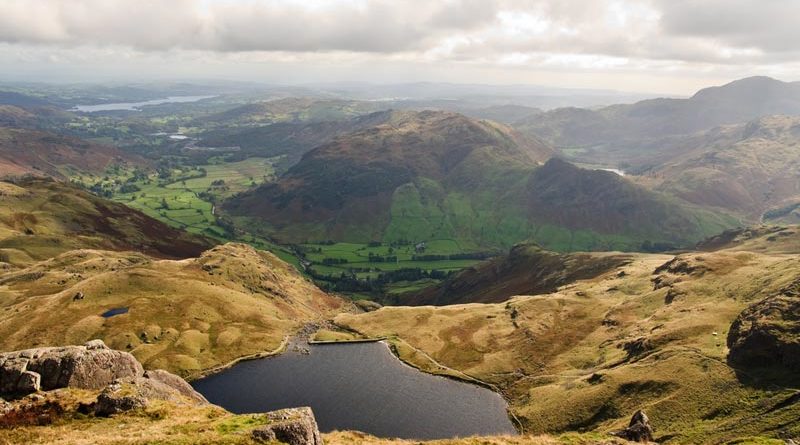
[731,362,800,391]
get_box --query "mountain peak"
[691,76,790,100]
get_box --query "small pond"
[192,341,517,440]
[101,307,129,318]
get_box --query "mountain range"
[516,76,800,169]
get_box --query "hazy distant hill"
[649,115,800,222]
[225,110,733,251]
[516,76,800,168]
[196,97,386,127]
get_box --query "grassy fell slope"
[0,243,344,378]
[336,241,800,443]
[404,243,632,305]
[0,178,212,266]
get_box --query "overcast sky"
[1,0,798,94]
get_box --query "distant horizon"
[5,74,796,101]
[3,1,799,96]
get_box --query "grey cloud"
[656,0,800,53]
[0,0,498,53]
[0,0,798,68]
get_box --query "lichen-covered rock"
[613,410,654,443]
[94,382,148,417]
[0,340,143,397]
[16,371,40,393]
[727,277,800,371]
[94,370,208,416]
[251,407,323,445]
[143,369,208,404]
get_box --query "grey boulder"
[251,407,324,445]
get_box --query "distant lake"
[598,167,626,176]
[192,341,517,440]
[72,95,215,112]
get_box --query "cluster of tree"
[118,183,141,193]
[309,267,452,293]
[321,258,348,265]
[367,252,397,263]
[640,240,678,253]
[88,182,113,198]
[411,252,494,261]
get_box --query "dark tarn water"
[192,341,517,440]
[101,307,129,318]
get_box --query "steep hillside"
[403,243,631,305]
[0,127,146,179]
[226,110,731,251]
[337,243,800,443]
[0,105,37,127]
[524,158,733,247]
[648,115,800,222]
[517,76,800,168]
[0,178,212,266]
[0,243,344,378]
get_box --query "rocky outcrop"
[94,372,208,416]
[0,340,207,415]
[94,383,148,417]
[0,340,143,396]
[727,278,800,371]
[613,410,654,442]
[142,369,208,404]
[251,407,324,445]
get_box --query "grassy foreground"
[0,389,640,445]
[334,235,800,443]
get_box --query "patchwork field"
[299,240,489,296]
